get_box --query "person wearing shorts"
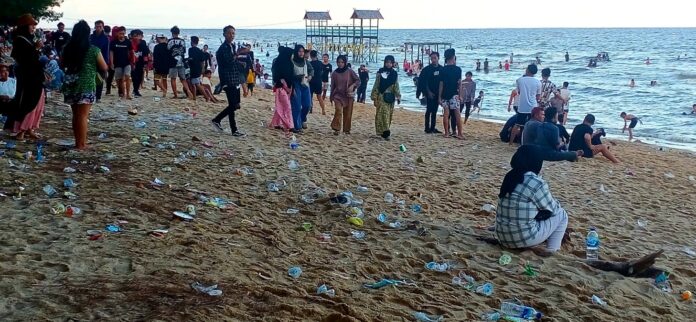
[439,48,463,139]
[109,26,132,99]
[620,112,640,141]
[167,26,192,99]
[152,34,169,97]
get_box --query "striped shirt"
[495,172,559,249]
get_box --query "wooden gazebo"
[304,9,383,63]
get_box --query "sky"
[39,0,694,29]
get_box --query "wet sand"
[1,85,695,321]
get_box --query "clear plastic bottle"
[500,301,543,320]
[586,227,600,260]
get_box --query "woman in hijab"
[371,55,401,140]
[290,45,313,133]
[269,46,294,136]
[61,20,108,150]
[6,14,45,140]
[329,55,360,135]
[495,145,569,255]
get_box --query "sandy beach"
[1,85,695,321]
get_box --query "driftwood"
[475,235,665,278]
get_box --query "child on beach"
[472,90,484,115]
[246,69,255,96]
[620,112,641,141]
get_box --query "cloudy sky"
[41,0,693,29]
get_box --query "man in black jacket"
[211,25,245,137]
[416,51,442,134]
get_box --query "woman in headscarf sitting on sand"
[495,145,569,255]
[371,55,401,140]
[269,46,294,136]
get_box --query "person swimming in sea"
[629,79,635,87]
[682,104,696,115]
[620,112,641,141]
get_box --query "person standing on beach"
[540,68,557,108]
[152,34,169,97]
[559,82,571,125]
[620,112,641,141]
[109,26,133,100]
[568,114,620,163]
[371,55,401,140]
[510,64,541,145]
[188,36,209,101]
[51,22,71,55]
[211,25,246,137]
[269,46,294,136]
[129,29,149,98]
[61,20,108,150]
[416,51,442,134]
[167,26,192,99]
[308,50,324,115]
[459,71,476,125]
[357,64,369,103]
[321,54,332,102]
[290,45,313,132]
[439,48,463,139]
[89,20,109,103]
[329,55,360,135]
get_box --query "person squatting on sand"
[329,55,360,135]
[371,55,401,140]
[568,114,620,163]
[495,145,569,255]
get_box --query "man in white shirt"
[510,64,541,145]
[0,64,16,122]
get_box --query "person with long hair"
[371,55,401,140]
[290,45,313,133]
[495,145,569,255]
[6,14,45,140]
[329,55,360,135]
[61,20,108,150]
[269,46,294,136]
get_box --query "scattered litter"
[288,160,300,171]
[86,230,102,240]
[191,282,222,296]
[148,229,168,237]
[173,211,194,221]
[655,272,672,292]
[99,166,111,174]
[43,185,57,197]
[413,312,442,322]
[499,253,512,266]
[599,184,610,193]
[151,178,165,186]
[425,261,450,272]
[681,290,692,301]
[351,230,366,240]
[347,217,364,227]
[384,193,394,203]
[682,247,696,257]
[363,278,411,289]
[161,167,172,172]
[475,282,494,296]
[299,222,313,232]
[317,232,331,242]
[63,179,76,188]
[689,176,695,182]
[316,284,335,297]
[636,219,648,229]
[664,172,675,179]
[134,121,147,128]
[481,204,496,213]
[591,294,607,306]
[63,167,77,173]
[410,204,422,213]
[399,144,407,152]
[523,262,538,277]
[377,213,388,223]
[288,266,302,279]
[357,185,369,193]
[286,208,300,215]
[105,224,122,232]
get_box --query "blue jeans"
[291,81,311,130]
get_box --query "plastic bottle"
[288,160,300,171]
[288,266,302,279]
[63,179,76,188]
[425,261,450,272]
[289,135,299,150]
[357,185,369,193]
[481,311,501,321]
[43,185,57,197]
[500,301,543,320]
[35,143,44,162]
[586,227,600,260]
[411,204,422,213]
[384,193,394,203]
[377,213,388,223]
[351,230,366,239]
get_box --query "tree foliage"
[1,0,64,26]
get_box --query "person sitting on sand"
[521,107,544,145]
[620,112,641,141]
[200,70,219,103]
[499,114,519,143]
[371,55,401,140]
[568,114,620,163]
[269,46,294,136]
[260,73,273,90]
[534,107,582,162]
[495,145,569,254]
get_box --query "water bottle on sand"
[500,301,543,320]
[586,227,600,260]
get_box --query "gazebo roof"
[303,11,332,20]
[350,9,384,20]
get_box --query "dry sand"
[1,85,695,321]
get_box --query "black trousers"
[132,63,145,94]
[213,86,241,133]
[95,70,107,100]
[541,149,578,162]
[105,67,115,94]
[424,97,439,132]
[356,83,367,102]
